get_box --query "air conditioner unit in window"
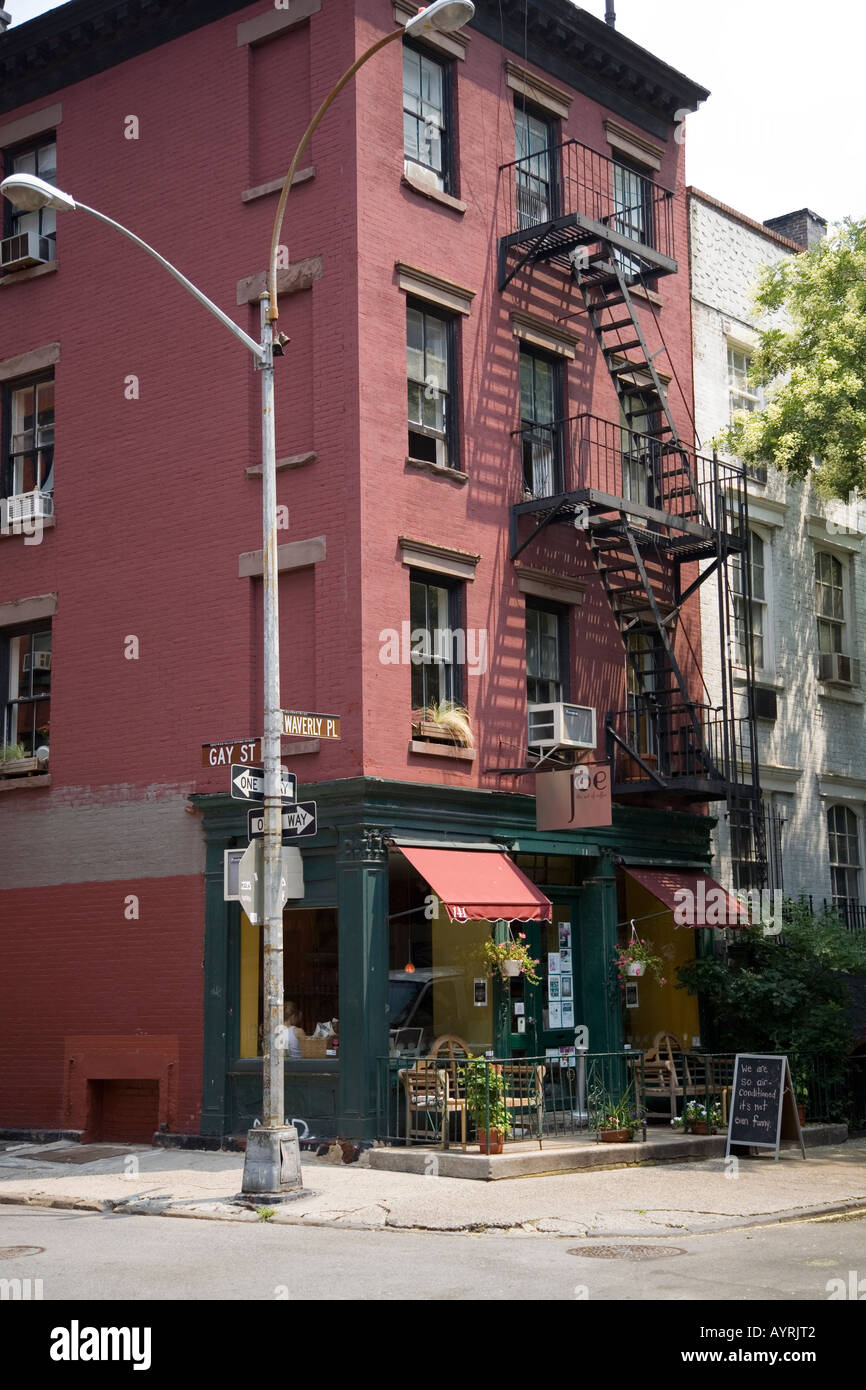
[4,491,54,525]
[528,702,596,751]
[818,652,861,687]
[23,651,52,673]
[1,231,55,272]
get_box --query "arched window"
[827,804,861,910]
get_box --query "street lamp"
[0,0,474,1200]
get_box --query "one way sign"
[248,801,318,841]
[230,764,297,803]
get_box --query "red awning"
[625,866,748,928]
[399,847,552,922]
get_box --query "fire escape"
[499,139,767,884]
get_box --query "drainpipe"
[605,0,616,26]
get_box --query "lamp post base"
[237,1125,303,1200]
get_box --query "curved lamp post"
[0,0,474,1200]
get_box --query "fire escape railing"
[498,139,676,288]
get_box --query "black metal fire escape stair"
[572,250,721,788]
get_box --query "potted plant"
[412,700,474,747]
[613,936,666,985]
[793,1073,809,1126]
[461,1057,512,1154]
[482,933,541,984]
[593,1087,639,1143]
[0,743,37,776]
[682,1099,723,1134]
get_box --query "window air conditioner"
[528,702,596,750]
[818,652,861,687]
[1,231,55,272]
[23,651,52,673]
[4,491,54,525]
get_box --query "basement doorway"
[86,1079,160,1144]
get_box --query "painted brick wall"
[690,192,866,902]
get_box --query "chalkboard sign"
[725,1054,805,1160]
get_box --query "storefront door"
[503,898,581,1058]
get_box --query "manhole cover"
[23,1146,134,1165]
[0,1246,45,1259]
[568,1245,687,1260]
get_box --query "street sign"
[248,801,318,841]
[281,710,341,740]
[202,739,261,768]
[230,764,297,803]
[237,840,304,925]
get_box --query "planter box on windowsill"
[0,757,40,776]
[408,732,476,762]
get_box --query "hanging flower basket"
[613,924,666,986]
[501,960,521,977]
[626,961,646,978]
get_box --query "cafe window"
[239,906,338,1060]
[388,853,493,1057]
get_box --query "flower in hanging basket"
[613,936,665,986]
[481,935,541,985]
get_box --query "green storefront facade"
[195,777,714,1142]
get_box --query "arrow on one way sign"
[230,764,297,803]
[248,801,318,841]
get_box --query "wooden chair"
[641,1031,682,1120]
[399,1060,448,1146]
[500,1061,547,1149]
[430,1035,471,1150]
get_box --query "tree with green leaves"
[722,218,866,500]
[677,900,866,1099]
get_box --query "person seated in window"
[282,1002,304,1060]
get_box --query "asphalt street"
[1,1201,864,1302]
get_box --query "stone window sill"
[0,261,58,290]
[401,172,466,215]
[817,683,865,705]
[630,282,664,308]
[406,456,468,484]
[408,739,476,761]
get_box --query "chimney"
[605,0,616,25]
[0,10,11,34]
[763,208,827,250]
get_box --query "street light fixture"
[0,0,474,1200]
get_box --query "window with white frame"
[3,136,57,251]
[2,624,51,761]
[727,343,766,482]
[730,529,769,674]
[814,550,859,684]
[402,44,452,193]
[827,803,861,910]
[407,300,455,467]
[2,373,54,502]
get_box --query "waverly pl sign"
[281,710,341,740]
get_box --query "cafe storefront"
[194,776,720,1143]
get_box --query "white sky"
[7,0,865,225]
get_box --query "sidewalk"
[1,1135,865,1236]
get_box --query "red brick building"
[0,0,755,1144]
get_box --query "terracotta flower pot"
[477,1128,505,1154]
[797,1105,806,1125]
[599,1128,633,1143]
[689,1121,710,1135]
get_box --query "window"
[828,804,861,911]
[3,137,57,252]
[514,104,557,229]
[526,600,567,705]
[2,374,54,501]
[612,159,653,276]
[620,393,661,511]
[815,550,845,656]
[407,301,456,467]
[625,631,661,758]
[731,530,768,672]
[519,349,561,497]
[240,907,339,1059]
[403,44,453,193]
[728,344,766,481]
[1,624,51,759]
[410,571,463,709]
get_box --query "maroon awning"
[625,866,748,928]
[399,847,552,922]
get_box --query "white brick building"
[690,190,866,919]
